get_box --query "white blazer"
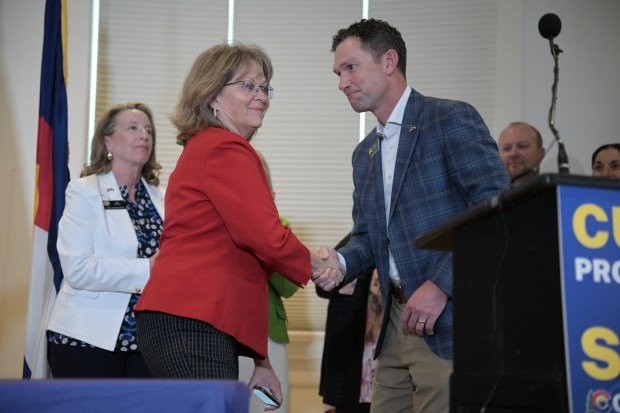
[47,171,164,351]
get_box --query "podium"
[416,174,620,413]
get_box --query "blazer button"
[134,288,142,293]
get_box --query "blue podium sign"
[558,185,620,413]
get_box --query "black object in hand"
[253,386,281,408]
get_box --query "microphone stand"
[547,38,569,174]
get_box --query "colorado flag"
[23,0,69,379]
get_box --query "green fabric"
[267,218,299,343]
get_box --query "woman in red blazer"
[135,43,341,407]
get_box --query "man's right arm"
[337,183,375,281]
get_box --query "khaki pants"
[370,299,452,413]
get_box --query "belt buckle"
[391,282,407,304]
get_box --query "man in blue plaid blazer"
[324,19,510,413]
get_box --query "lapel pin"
[369,139,380,159]
[408,125,417,133]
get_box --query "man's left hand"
[401,279,448,336]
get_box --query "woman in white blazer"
[46,102,164,377]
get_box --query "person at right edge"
[316,19,510,413]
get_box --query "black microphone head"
[539,13,562,39]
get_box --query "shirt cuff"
[337,252,347,274]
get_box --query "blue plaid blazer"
[339,88,510,359]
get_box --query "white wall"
[0,0,90,378]
[1,0,618,380]
[522,0,620,175]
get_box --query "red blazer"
[135,128,310,358]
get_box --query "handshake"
[310,246,345,292]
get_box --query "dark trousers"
[136,311,239,379]
[47,341,152,378]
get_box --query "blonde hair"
[171,42,273,146]
[81,102,161,186]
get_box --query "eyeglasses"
[223,80,274,100]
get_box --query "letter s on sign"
[581,326,620,381]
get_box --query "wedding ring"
[417,320,427,324]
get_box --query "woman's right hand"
[310,247,344,291]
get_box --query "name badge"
[103,200,126,209]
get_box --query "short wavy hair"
[331,18,407,77]
[81,102,161,186]
[171,42,274,146]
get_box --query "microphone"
[557,142,569,173]
[538,13,561,39]
[539,13,569,174]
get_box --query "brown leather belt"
[390,282,408,304]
